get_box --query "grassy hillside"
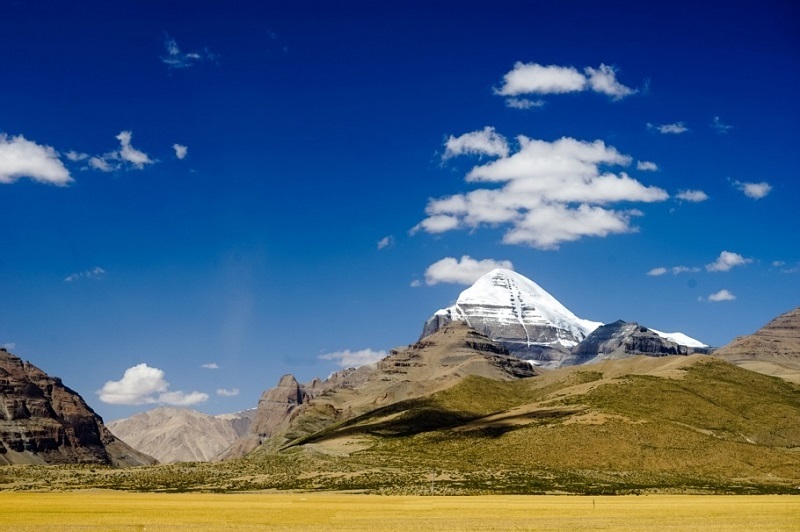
[2,357,799,494]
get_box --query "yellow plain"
[0,492,797,531]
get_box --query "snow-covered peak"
[452,268,601,337]
[650,329,709,348]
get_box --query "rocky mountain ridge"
[107,406,256,463]
[714,307,800,383]
[220,322,539,459]
[422,268,709,367]
[0,348,155,467]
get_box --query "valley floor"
[0,492,797,531]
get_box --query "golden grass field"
[0,492,797,531]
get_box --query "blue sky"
[1,1,798,420]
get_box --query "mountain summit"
[422,268,602,365]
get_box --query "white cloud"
[647,267,668,276]
[201,363,220,369]
[443,126,509,159]
[173,143,188,160]
[706,251,752,272]
[0,133,72,185]
[671,266,701,274]
[733,180,772,200]
[65,150,89,162]
[647,122,688,134]
[584,64,636,100]
[707,289,736,302]
[65,266,107,283]
[495,62,635,101]
[1,342,16,350]
[161,33,216,69]
[495,63,586,96]
[636,161,658,171]
[676,189,709,202]
[377,235,395,250]
[87,131,154,172]
[216,388,240,397]
[98,363,209,406]
[711,116,733,134]
[116,131,153,169]
[424,256,514,286]
[504,97,545,110]
[88,155,114,172]
[772,260,786,267]
[320,349,387,369]
[416,134,668,249]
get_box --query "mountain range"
[1,267,798,492]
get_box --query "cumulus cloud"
[706,289,736,302]
[706,251,752,272]
[711,116,733,134]
[584,64,637,100]
[1,342,16,350]
[377,235,395,250]
[495,62,636,101]
[0,133,72,185]
[647,267,668,276]
[647,122,688,134]
[201,363,219,369]
[424,256,514,286]
[636,161,658,171]
[161,33,217,69]
[65,266,107,283]
[647,265,703,277]
[676,189,709,202]
[88,131,154,172]
[320,349,387,369]
[216,388,239,397]
[733,180,772,200]
[414,133,668,249]
[443,126,509,159]
[173,143,188,160]
[98,363,209,406]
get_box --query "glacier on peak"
[421,268,708,367]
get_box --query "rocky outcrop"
[566,320,712,365]
[107,407,256,463]
[0,348,155,467]
[714,307,800,383]
[221,322,540,458]
[217,374,310,459]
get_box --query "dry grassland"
[0,492,797,531]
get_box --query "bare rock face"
[567,320,712,365]
[216,374,309,459]
[107,407,256,463]
[222,322,540,459]
[0,348,155,467]
[714,307,800,383]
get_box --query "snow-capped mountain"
[422,268,602,365]
[421,268,708,367]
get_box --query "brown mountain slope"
[107,407,255,463]
[220,322,539,459]
[259,355,800,494]
[714,307,800,383]
[0,348,155,467]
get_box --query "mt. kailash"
[422,268,710,367]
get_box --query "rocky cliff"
[0,348,155,466]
